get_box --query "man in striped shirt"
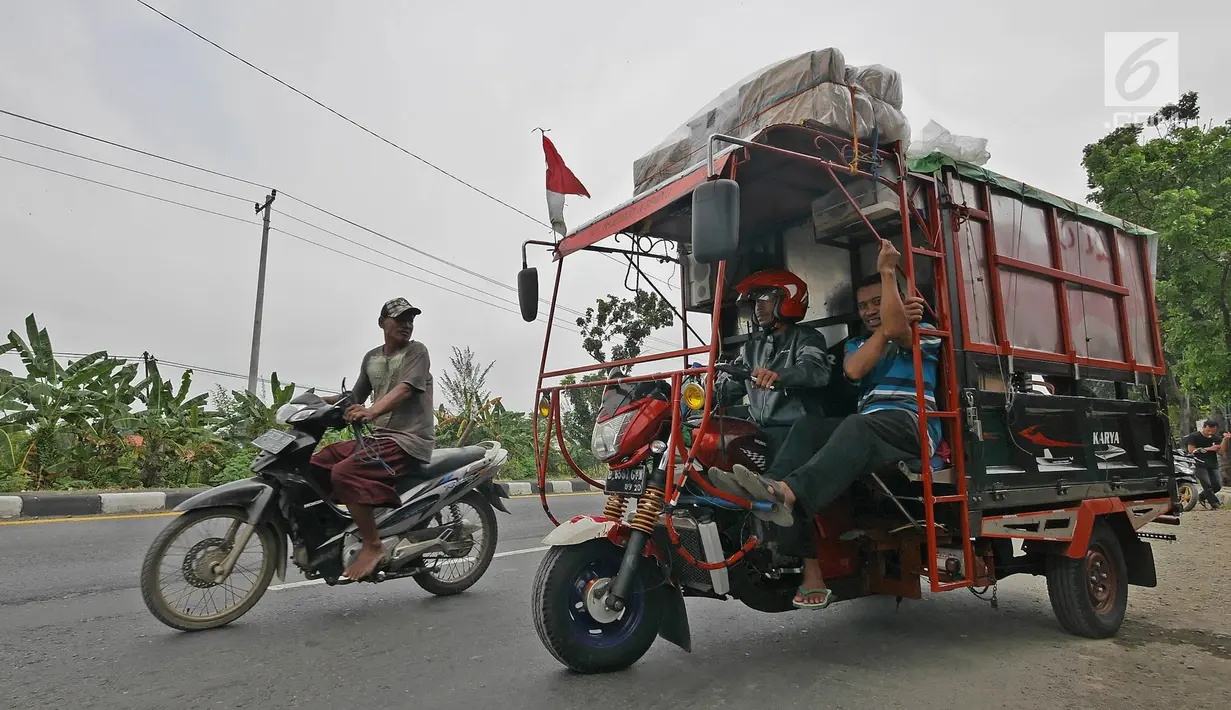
[710,238,940,609]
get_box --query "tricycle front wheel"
[531,539,664,674]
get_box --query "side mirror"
[691,178,740,263]
[517,267,539,322]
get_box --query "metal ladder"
[897,168,975,592]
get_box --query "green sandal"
[793,586,835,610]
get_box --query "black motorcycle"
[1172,448,1201,512]
[138,387,511,631]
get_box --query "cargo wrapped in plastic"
[905,120,991,166]
[632,48,910,195]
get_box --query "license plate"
[252,429,296,455]
[604,466,648,496]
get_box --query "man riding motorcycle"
[715,269,831,464]
[314,297,436,581]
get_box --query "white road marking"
[268,544,552,592]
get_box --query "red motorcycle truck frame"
[517,122,1179,674]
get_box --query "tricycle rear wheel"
[531,539,664,674]
[1045,519,1127,639]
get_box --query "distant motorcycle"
[1172,448,1200,512]
[139,387,511,631]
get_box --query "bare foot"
[771,480,797,509]
[344,543,385,581]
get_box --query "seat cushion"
[421,446,488,476]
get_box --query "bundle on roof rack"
[631,47,911,196]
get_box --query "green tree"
[558,290,676,468]
[1081,91,1231,423]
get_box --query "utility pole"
[247,189,277,395]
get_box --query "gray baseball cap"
[380,297,421,320]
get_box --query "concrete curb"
[0,478,605,520]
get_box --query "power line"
[273,208,589,321]
[0,123,587,321]
[133,0,676,291]
[0,107,670,316]
[0,152,586,335]
[0,131,251,203]
[134,0,548,228]
[0,153,259,226]
[0,131,677,346]
[272,225,585,334]
[0,349,339,395]
[0,107,267,190]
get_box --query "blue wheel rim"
[565,556,645,650]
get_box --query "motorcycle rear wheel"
[140,507,278,632]
[413,491,498,596]
[1178,481,1199,512]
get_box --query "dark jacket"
[716,324,831,428]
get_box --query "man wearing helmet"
[314,297,436,581]
[715,269,831,449]
[711,240,934,610]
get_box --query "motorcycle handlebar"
[713,363,752,379]
[711,363,781,390]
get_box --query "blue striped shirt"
[844,323,943,454]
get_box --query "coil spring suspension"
[627,485,665,534]
[602,494,628,521]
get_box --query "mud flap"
[1121,536,1157,588]
[479,480,511,514]
[655,583,692,653]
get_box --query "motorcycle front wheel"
[139,507,278,631]
[531,539,665,674]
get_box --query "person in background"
[1182,419,1227,510]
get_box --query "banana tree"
[122,354,217,487]
[0,314,129,488]
[213,372,297,445]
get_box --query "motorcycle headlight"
[275,403,306,425]
[288,407,317,423]
[591,410,636,462]
[682,381,706,411]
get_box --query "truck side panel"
[965,389,1172,507]
[942,170,1163,378]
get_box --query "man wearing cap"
[313,298,436,581]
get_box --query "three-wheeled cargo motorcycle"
[517,119,1179,673]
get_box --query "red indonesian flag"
[542,134,589,237]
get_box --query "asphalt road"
[2,496,1229,709]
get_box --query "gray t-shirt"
[352,341,435,462]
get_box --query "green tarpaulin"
[906,152,1156,238]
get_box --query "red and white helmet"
[734,269,809,323]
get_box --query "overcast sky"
[2,0,1228,411]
